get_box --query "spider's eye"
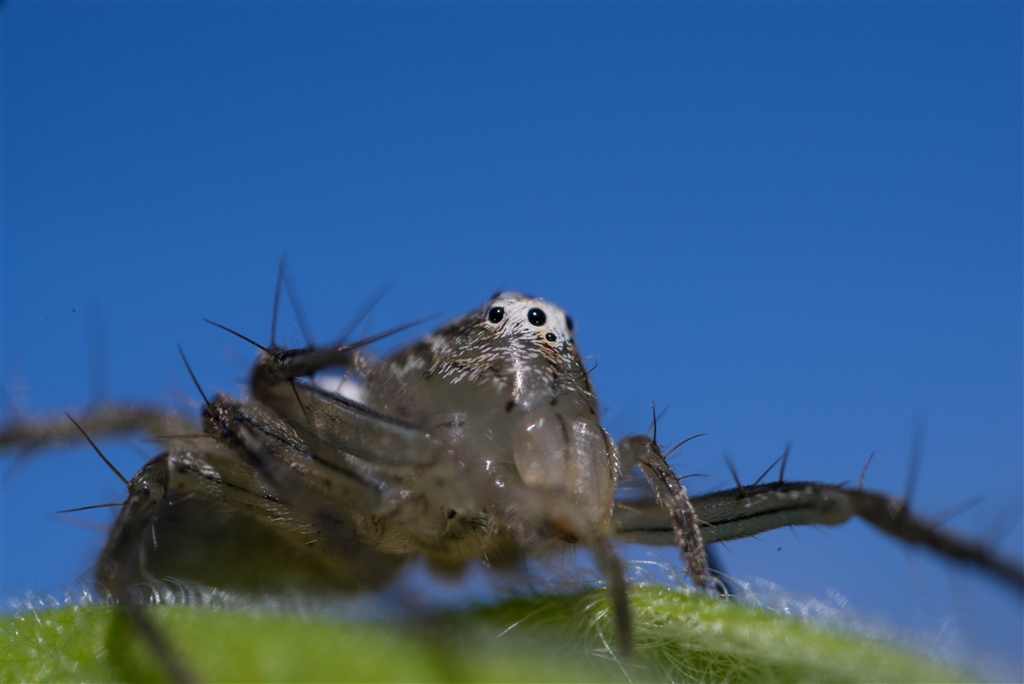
[527,308,546,326]
[488,306,505,323]
[545,332,557,342]
[566,316,574,332]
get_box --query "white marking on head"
[483,293,575,348]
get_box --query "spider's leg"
[614,481,1024,591]
[97,446,307,682]
[208,395,414,580]
[620,435,710,590]
[0,404,196,455]
[252,347,494,552]
[251,350,492,540]
[94,454,195,684]
[164,438,379,569]
[89,392,417,682]
[283,383,437,468]
[591,535,633,657]
[252,350,438,469]
[843,486,1024,589]
[705,546,737,597]
[211,395,389,512]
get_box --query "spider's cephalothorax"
[2,291,1021,683]
[364,294,619,549]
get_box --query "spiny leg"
[614,480,1024,592]
[620,435,710,590]
[261,378,439,470]
[94,437,405,681]
[205,395,416,577]
[83,396,409,682]
[1,404,196,454]
[206,394,390,514]
[95,454,195,684]
[247,343,486,517]
[843,486,1024,588]
[247,339,446,475]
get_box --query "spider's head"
[387,292,593,414]
[467,292,594,410]
[481,292,575,351]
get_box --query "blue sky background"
[2,2,1021,676]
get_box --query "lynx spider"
[3,288,1022,682]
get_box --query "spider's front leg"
[250,347,441,470]
[619,436,710,590]
[93,453,197,683]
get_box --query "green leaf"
[2,586,971,683]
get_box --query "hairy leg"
[620,435,710,590]
[614,480,1024,591]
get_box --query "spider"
[2,291,1022,682]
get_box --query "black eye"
[545,332,556,342]
[527,308,546,326]
[566,316,574,332]
[488,306,505,323]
